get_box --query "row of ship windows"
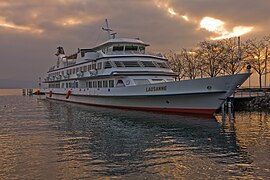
[103,61,169,69]
[86,80,115,88]
[48,61,169,77]
[49,80,116,89]
[49,78,173,89]
[49,82,79,89]
[102,45,146,54]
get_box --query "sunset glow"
[0,2,9,7]
[61,18,83,26]
[181,15,189,21]
[200,17,254,40]
[0,17,43,33]
[155,0,190,22]
[168,8,177,16]
[154,0,254,40]
[200,17,224,33]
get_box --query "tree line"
[166,36,270,88]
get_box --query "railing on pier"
[235,87,270,98]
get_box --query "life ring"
[66,90,72,99]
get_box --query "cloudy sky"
[0,0,269,88]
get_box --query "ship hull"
[43,73,250,115]
[46,93,220,114]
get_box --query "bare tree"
[165,51,185,80]
[221,38,248,75]
[180,48,202,79]
[263,36,270,86]
[245,38,269,88]
[166,36,270,84]
[198,40,225,77]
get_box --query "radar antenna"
[102,19,117,39]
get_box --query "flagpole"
[237,36,241,73]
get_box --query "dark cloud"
[0,0,269,88]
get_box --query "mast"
[102,19,116,39]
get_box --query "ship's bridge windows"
[125,45,138,52]
[141,61,156,67]
[116,80,125,87]
[109,60,166,68]
[122,61,141,67]
[133,79,150,85]
[113,46,124,51]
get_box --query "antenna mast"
[102,19,116,39]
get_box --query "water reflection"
[0,96,269,179]
[217,112,270,178]
[44,101,268,179]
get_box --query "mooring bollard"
[228,100,235,120]
[221,103,226,120]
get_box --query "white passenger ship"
[42,20,250,115]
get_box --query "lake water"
[0,93,269,179]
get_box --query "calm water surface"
[0,95,269,179]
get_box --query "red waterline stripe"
[46,97,216,115]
